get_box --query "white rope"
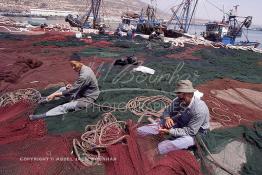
[0,88,41,107]
[162,35,262,53]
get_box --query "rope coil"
[0,88,41,107]
[73,112,127,166]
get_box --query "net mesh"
[0,101,46,145]
[104,121,202,175]
[196,121,262,175]
[0,101,105,175]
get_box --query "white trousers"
[137,123,195,154]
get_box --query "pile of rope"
[225,44,262,53]
[163,36,262,53]
[0,88,41,107]
[41,24,77,32]
[126,95,172,118]
[163,36,218,48]
[85,95,172,119]
[73,113,127,166]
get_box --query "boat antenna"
[205,0,229,16]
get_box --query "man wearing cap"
[29,54,100,120]
[137,80,210,154]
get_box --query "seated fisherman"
[137,80,210,154]
[29,54,100,120]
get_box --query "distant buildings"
[30,9,78,17]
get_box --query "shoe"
[38,97,48,104]
[114,58,128,66]
[126,55,138,65]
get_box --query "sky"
[141,0,262,26]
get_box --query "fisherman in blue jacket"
[137,80,210,154]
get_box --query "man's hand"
[159,127,170,134]
[47,92,62,101]
[66,84,72,89]
[47,94,56,101]
[165,117,175,129]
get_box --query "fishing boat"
[118,0,199,38]
[203,5,260,47]
[163,0,198,38]
[118,12,139,32]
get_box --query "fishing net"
[33,40,87,47]
[0,32,28,41]
[1,32,262,174]
[103,120,262,175]
[196,121,262,175]
[79,47,121,58]
[0,101,105,175]
[104,120,202,175]
[0,101,46,145]
[0,58,43,83]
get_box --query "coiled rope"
[0,88,41,107]
[73,113,127,166]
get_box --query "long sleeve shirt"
[62,65,100,100]
[162,96,210,137]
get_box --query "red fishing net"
[0,58,43,83]
[104,121,201,175]
[0,101,103,175]
[91,41,112,47]
[197,79,262,127]
[0,101,46,145]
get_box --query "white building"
[30,9,78,17]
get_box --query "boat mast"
[168,0,199,33]
[65,0,103,29]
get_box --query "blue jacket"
[161,96,210,137]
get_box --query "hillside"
[0,0,169,20]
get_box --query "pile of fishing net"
[33,40,86,47]
[103,120,202,175]
[197,121,262,175]
[0,101,105,175]
[70,113,202,175]
[0,101,45,145]
[0,58,42,83]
